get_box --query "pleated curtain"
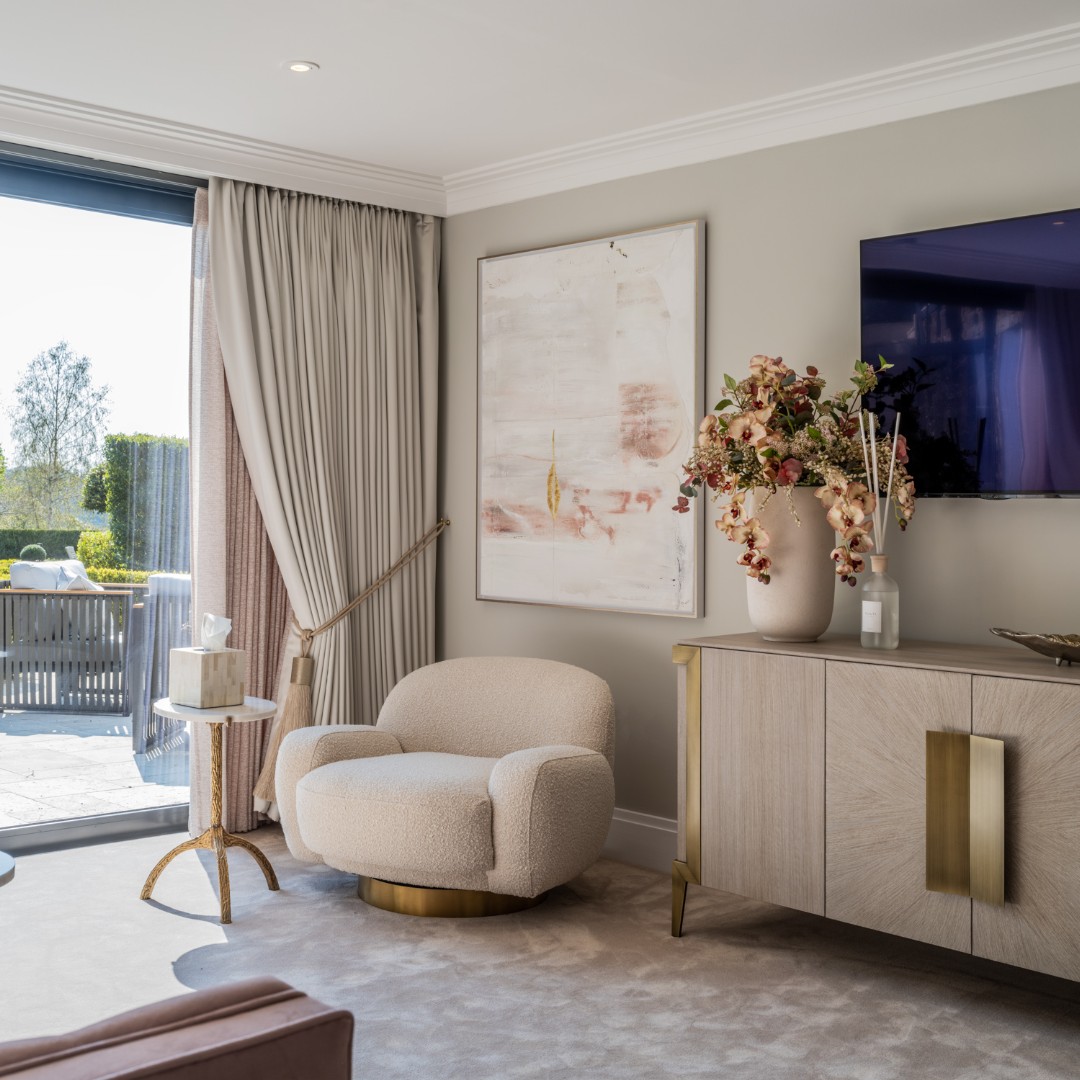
[206,178,440,808]
[189,187,292,833]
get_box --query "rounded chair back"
[376,657,614,766]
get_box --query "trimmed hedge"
[85,567,153,585]
[76,529,122,570]
[104,434,190,572]
[0,529,82,559]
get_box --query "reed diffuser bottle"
[860,554,899,649]
[856,409,905,651]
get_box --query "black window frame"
[0,141,200,225]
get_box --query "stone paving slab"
[0,711,189,826]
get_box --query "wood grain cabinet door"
[972,676,1080,981]
[700,649,825,915]
[826,661,972,951]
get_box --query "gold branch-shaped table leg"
[140,719,279,924]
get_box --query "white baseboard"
[602,807,677,875]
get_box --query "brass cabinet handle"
[926,731,1005,905]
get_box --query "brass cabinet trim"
[672,645,701,882]
[672,645,701,937]
[926,731,1005,905]
[969,735,1005,906]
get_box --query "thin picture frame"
[476,219,705,617]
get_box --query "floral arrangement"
[673,354,915,584]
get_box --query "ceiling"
[2,1,1079,214]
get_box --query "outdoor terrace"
[0,710,188,827]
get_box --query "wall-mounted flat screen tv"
[861,208,1080,497]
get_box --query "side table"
[141,696,279,923]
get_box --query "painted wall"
[439,83,1080,822]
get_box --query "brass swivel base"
[358,876,546,918]
[141,824,279,924]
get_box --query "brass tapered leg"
[141,719,278,924]
[672,860,694,937]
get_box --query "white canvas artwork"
[477,220,703,616]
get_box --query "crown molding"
[2,22,1079,220]
[0,84,446,216]
[444,22,1080,215]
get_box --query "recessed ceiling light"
[284,60,320,73]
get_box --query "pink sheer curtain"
[189,186,291,833]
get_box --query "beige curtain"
[207,178,440,791]
[189,187,292,833]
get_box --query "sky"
[0,194,192,465]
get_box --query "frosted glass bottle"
[860,554,900,650]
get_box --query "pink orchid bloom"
[843,482,877,517]
[731,518,769,550]
[697,415,721,447]
[894,433,909,464]
[738,549,772,582]
[726,412,768,449]
[826,501,868,534]
[845,529,874,553]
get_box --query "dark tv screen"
[861,208,1080,496]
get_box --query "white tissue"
[201,614,232,651]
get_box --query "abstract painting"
[477,220,704,616]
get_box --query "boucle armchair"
[276,657,615,916]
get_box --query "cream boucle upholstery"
[298,753,498,890]
[276,726,403,864]
[377,656,615,766]
[276,658,616,899]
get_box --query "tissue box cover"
[169,647,246,708]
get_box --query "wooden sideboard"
[672,634,1080,982]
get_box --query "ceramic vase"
[744,486,836,642]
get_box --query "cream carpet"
[2,828,1080,1078]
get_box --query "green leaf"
[759,447,778,459]
[724,373,738,392]
[679,484,697,498]
[713,398,733,412]
[807,426,825,442]
[781,372,797,386]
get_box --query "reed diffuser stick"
[870,413,882,539]
[880,412,901,552]
[858,411,876,531]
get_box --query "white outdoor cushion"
[296,751,498,891]
[10,558,102,591]
[58,560,104,591]
[10,560,62,589]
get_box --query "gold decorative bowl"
[990,628,1080,667]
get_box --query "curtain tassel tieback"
[252,519,450,804]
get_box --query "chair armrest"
[0,977,353,1079]
[487,745,615,897]
[276,725,402,863]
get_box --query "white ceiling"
[2,1,1079,214]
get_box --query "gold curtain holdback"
[252,518,451,804]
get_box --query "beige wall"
[439,83,1080,821]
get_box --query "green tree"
[82,462,108,513]
[7,342,110,527]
